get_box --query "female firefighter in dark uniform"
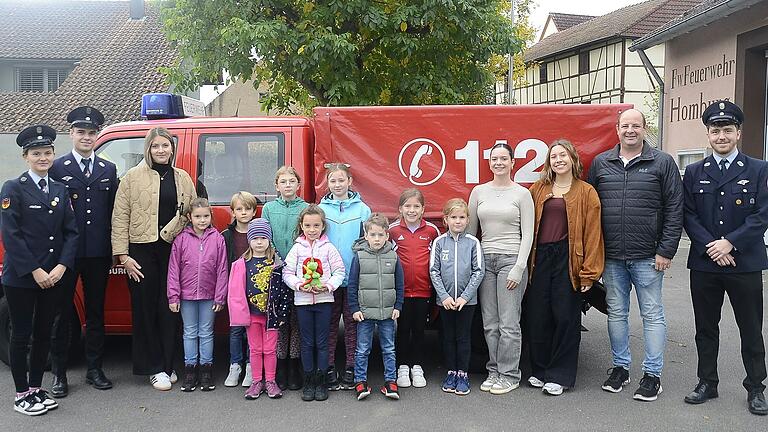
[0,124,78,416]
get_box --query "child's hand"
[353,311,364,322]
[169,303,180,313]
[212,304,224,312]
[441,297,456,310]
[455,297,468,311]
[391,309,400,320]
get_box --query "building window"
[578,51,590,75]
[15,67,70,92]
[678,149,707,175]
[539,63,548,83]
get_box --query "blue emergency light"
[141,93,206,119]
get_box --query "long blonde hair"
[143,127,176,168]
[540,139,584,184]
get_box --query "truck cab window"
[96,136,179,179]
[198,133,285,205]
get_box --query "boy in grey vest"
[347,213,405,400]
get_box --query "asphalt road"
[2,240,767,431]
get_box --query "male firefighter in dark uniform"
[682,100,768,415]
[49,106,118,396]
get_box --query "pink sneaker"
[265,380,283,399]
[244,381,264,400]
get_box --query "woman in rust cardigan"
[525,139,604,396]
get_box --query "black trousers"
[690,270,766,392]
[525,239,582,388]
[128,241,179,376]
[4,284,63,393]
[441,305,476,372]
[51,256,112,374]
[396,297,430,366]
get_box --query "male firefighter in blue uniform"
[682,100,768,416]
[49,107,118,397]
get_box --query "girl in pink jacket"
[282,204,345,402]
[228,218,293,400]
[167,198,228,392]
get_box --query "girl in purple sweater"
[167,198,229,392]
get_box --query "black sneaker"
[326,366,341,391]
[340,367,355,390]
[199,363,215,391]
[180,364,197,392]
[31,389,58,410]
[14,393,47,416]
[602,367,630,393]
[633,373,662,401]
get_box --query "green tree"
[162,0,522,113]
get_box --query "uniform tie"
[719,159,729,172]
[82,158,91,178]
[38,178,48,194]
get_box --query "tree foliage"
[161,0,522,113]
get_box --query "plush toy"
[300,257,325,291]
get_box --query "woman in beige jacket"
[111,127,196,391]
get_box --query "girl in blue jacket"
[318,163,371,390]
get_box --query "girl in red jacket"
[167,198,229,392]
[389,188,440,388]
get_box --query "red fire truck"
[0,99,628,365]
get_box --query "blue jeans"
[229,326,248,364]
[180,300,215,365]
[603,258,666,377]
[354,318,396,383]
[296,303,333,373]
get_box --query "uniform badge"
[737,179,750,185]
[20,176,27,182]
[72,193,78,200]
[100,178,109,182]
[719,102,725,110]
[751,198,756,205]
[737,161,744,167]
[99,161,105,167]
[704,162,711,167]
[736,199,742,205]
[62,176,73,182]
[699,180,710,184]
[64,160,71,166]
[1,197,9,209]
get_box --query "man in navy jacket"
[682,100,768,415]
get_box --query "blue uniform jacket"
[683,152,768,273]
[1,172,79,288]
[49,152,117,258]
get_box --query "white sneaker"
[542,382,564,396]
[396,365,411,388]
[480,372,499,392]
[169,370,178,384]
[489,376,519,395]
[225,363,242,387]
[242,363,253,387]
[528,376,545,388]
[411,365,427,388]
[150,372,172,391]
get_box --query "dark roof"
[525,0,700,62]
[631,0,761,50]
[548,13,596,32]
[0,1,177,132]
